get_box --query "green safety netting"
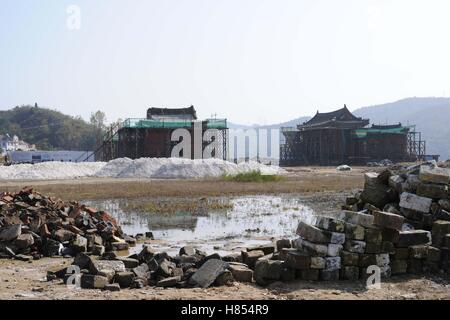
[353,126,413,138]
[121,118,227,129]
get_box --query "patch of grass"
[124,198,233,214]
[222,170,284,182]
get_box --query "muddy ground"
[0,166,449,300]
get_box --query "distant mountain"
[353,97,450,160]
[228,116,310,130]
[0,105,98,151]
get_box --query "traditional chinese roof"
[147,105,197,120]
[298,105,369,130]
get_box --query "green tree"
[90,110,107,130]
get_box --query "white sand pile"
[0,162,105,180]
[0,158,284,180]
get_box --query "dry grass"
[0,170,364,201]
[123,198,233,214]
[222,170,284,182]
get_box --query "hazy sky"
[1,0,450,125]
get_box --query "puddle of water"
[85,195,317,256]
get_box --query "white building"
[7,150,95,163]
[0,134,36,155]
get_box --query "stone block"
[320,269,340,281]
[340,266,359,280]
[419,165,450,185]
[111,242,129,251]
[395,230,431,247]
[389,175,405,193]
[337,211,374,228]
[381,241,395,254]
[310,257,326,269]
[399,192,432,214]
[285,251,311,270]
[279,248,298,261]
[365,243,382,254]
[115,257,139,269]
[439,199,450,211]
[314,217,346,233]
[13,233,34,250]
[324,257,341,271]
[80,274,109,289]
[345,223,365,240]
[89,260,126,281]
[393,248,409,260]
[157,276,181,288]
[431,220,450,247]
[296,222,345,244]
[228,264,253,283]
[391,260,408,275]
[365,228,383,245]
[426,246,441,263]
[327,244,343,257]
[247,245,275,255]
[409,245,429,259]
[417,183,449,199]
[444,235,450,248]
[189,259,229,288]
[341,251,359,266]
[276,239,291,252]
[214,271,234,286]
[297,239,327,257]
[241,250,265,268]
[114,271,135,288]
[407,258,423,274]
[91,245,105,256]
[280,266,296,282]
[300,269,319,281]
[344,240,366,254]
[382,228,399,242]
[373,211,405,231]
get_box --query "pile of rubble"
[48,246,261,290]
[366,159,394,167]
[0,187,130,261]
[252,162,450,283]
[3,160,450,291]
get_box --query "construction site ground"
[1,166,449,300]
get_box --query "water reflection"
[85,195,316,255]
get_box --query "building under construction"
[97,106,228,161]
[280,106,426,166]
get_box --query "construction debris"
[367,159,394,167]
[0,187,127,260]
[3,160,450,291]
[336,165,352,171]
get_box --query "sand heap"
[0,158,283,180]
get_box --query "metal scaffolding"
[96,118,228,162]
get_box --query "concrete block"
[419,165,450,185]
[285,251,311,270]
[399,192,432,214]
[395,230,431,247]
[344,240,366,254]
[296,222,345,244]
[373,211,405,231]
